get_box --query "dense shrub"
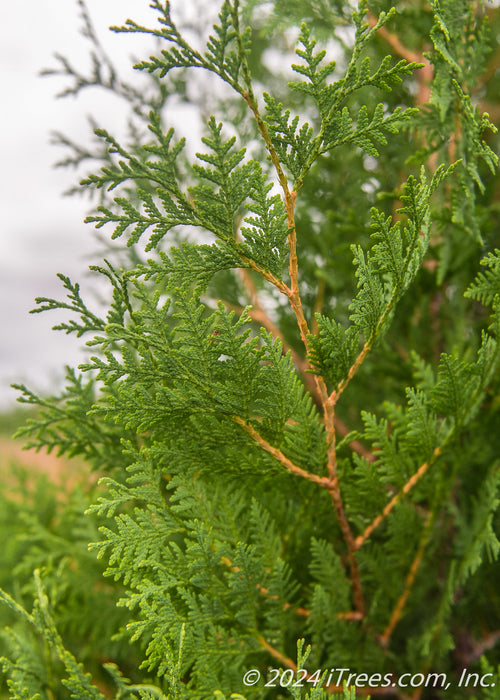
[1,1,500,698]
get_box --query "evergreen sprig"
[114,0,250,92]
[266,13,422,187]
[465,249,500,307]
[30,274,105,337]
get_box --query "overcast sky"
[0,1,196,408]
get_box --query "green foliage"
[466,249,500,307]
[264,9,423,187]
[2,1,500,699]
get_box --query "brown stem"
[330,340,370,406]
[461,629,500,665]
[241,55,367,623]
[285,190,314,354]
[325,401,337,482]
[233,416,334,489]
[257,637,396,696]
[324,406,366,620]
[367,12,421,64]
[235,265,316,386]
[354,446,442,550]
[367,12,432,106]
[242,91,291,201]
[238,266,261,308]
[257,635,299,672]
[380,512,433,646]
[233,415,365,614]
[221,554,361,619]
[243,255,290,296]
[329,485,366,617]
[241,91,312,355]
[480,41,500,85]
[319,388,366,615]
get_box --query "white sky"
[0,1,189,408]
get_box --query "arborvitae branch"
[354,446,443,550]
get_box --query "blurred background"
[0,1,181,408]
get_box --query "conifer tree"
[1,1,500,698]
